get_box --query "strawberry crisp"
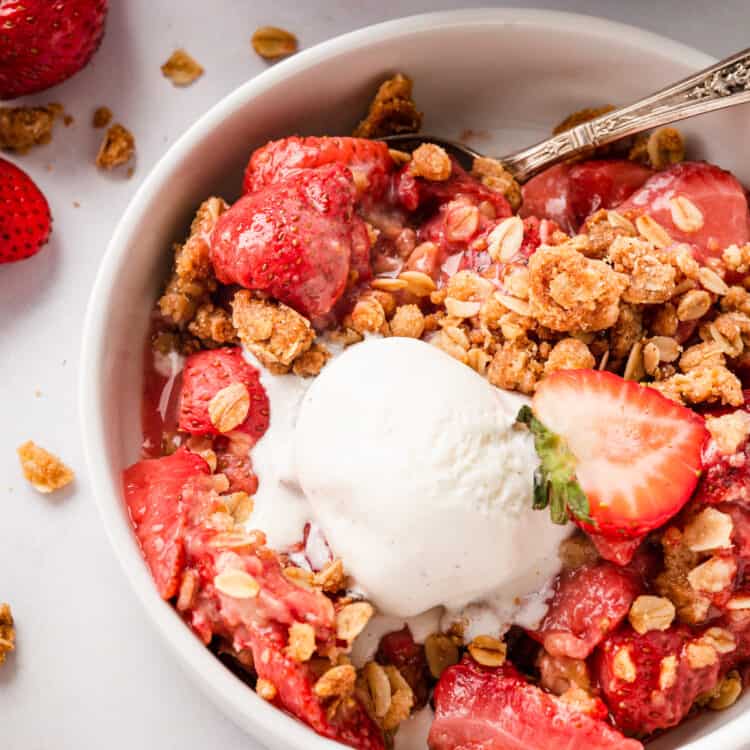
[124,73,750,750]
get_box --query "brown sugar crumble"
[0,104,62,153]
[251,26,298,60]
[0,604,14,666]
[353,73,423,139]
[161,49,205,86]
[96,123,135,170]
[92,106,112,129]
[17,440,75,494]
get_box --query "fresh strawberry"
[532,561,640,659]
[241,621,385,750]
[244,135,394,201]
[594,624,721,735]
[618,161,750,261]
[0,0,108,99]
[211,164,369,318]
[520,160,652,234]
[430,657,642,750]
[376,627,430,708]
[519,370,709,537]
[0,158,52,264]
[178,347,269,440]
[122,448,209,599]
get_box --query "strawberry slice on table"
[0,0,108,99]
[518,369,709,538]
[0,158,52,264]
[212,164,369,318]
[430,657,642,750]
[178,347,270,440]
[593,624,722,736]
[520,160,652,234]
[243,135,394,201]
[122,448,209,599]
[618,161,750,261]
[532,561,640,659]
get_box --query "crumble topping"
[251,26,298,60]
[17,441,74,493]
[161,49,204,86]
[0,104,61,152]
[352,73,423,139]
[96,123,135,169]
[0,604,14,666]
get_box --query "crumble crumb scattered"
[0,104,61,153]
[17,440,74,494]
[161,49,205,86]
[352,73,422,139]
[96,123,135,170]
[553,105,614,135]
[92,106,112,128]
[0,603,14,666]
[251,26,298,60]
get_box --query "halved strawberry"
[430,657,642,750]
[178,347,270,440]
[211,164,369,318]
[243,135,394,201]
[122,448,209,598]
[520,160,652,234]
[519,370,709,537]
[532,561,640,659]
[618,161,750,261]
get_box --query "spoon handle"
[501,48,750,182]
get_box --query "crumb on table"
[161,49,204,86]
[0,104,62,153]
[0,603,14,666]
[92,106,112,128]
[251,26,298,60]
[96,123,135,170]
[17,440,75,494]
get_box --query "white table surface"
[1,1,748,747]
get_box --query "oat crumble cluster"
[17,440,74,494]
[0,603,14,666]
[131,81,750,750]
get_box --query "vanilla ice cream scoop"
[293,337,569,619]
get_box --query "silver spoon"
[382,47,750,183]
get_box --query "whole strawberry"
[0,0,109,100]
[0,158,51,263]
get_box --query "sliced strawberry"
[520,160,652,234]
[0,0,108,99]
[211,164,367,318]
[594,624,721,735]
[588,533,644,566]
[0,158,52,264]
[376,627,430,708]
[618,161,750,260]
[241,622,385,750]
[122,448,209,598]
[178,347,269,440]
[522,370,709,537]
[430,657,642,750]
[532,561,640,659]
[243,135,394,201]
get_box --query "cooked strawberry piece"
[241,622,385,750]
[122,448,209,598]
[178,347,270,439]
[430,657,642,750]
[527,370,709,537]
[395,158,513,218]
[695,442,750,509]
[618,161,750,260]
[212,164,366,318]
[243,135,394,202]
[376,627,430,708]
[520,160,652,234]
[0,0,108,99]
[594,624,721,736]
[588,533,644,566]
[0,158,52,264]
[213,434,259,494]
[533,561,640,659]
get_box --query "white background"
[1,1,748,747]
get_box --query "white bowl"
[80,8,750,750]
